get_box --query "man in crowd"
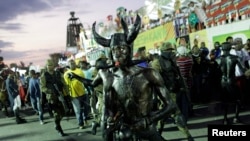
[216,42,247,124]
[40,59,67,136]
[0,56,9,117]
[64,59,88,129]
[230,37,250,110]
[5,70,26,124]
[26,69,44,125]
[0,56,7,69]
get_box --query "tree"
[10,63,18,68]
[20,61,25,68]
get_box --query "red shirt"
[176,56,193,88]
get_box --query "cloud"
[0,40,13,48]
[0,0,145,67]
[1,50,28,60]
[2,48,63,67]
[0,0,53,21]
[0,23,23,31]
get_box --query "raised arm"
[145,69,177,124]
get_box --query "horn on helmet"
[127,14,141,44]
[121,17,129,37]
[92,21,111,47]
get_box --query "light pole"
[66,11,82,54]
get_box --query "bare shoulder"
[136,67,162,81]
[142,67,159,74]
[130,66,156,75]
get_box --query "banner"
[189,29,209,49]
[206,16,214,26]
[238,4,250,16]
[133,22,175,52]
[205,0,250,26]
[212,29,250,44]
[233,0,250,12]
[208,3,221,18]
[220,0,233,13]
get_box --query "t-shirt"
[64,68,85,98]
[176,56,193,88]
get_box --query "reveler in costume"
[40,59,67,136]
[216,42,247,124]
[92,15,177,141]
[90,54,108,135]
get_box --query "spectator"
[216,42,247,124]
[64,59,88,129]
[26,69,44,125]
[5,70,27,124]
[213,41,221,59]
[176,45,194,117]
[0,56,7,70]
[230,37,250,108]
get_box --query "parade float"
[62,0,250,65]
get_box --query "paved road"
[0,102,250,141]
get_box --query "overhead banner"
[212,29,250,44]
[133,22,175,52]
[189,29,209,49]
[205,0,250,26]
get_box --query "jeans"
[30,96,43,121]
[71,95,88,126]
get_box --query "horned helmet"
[92,15,141,59]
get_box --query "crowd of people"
[1,15,250,141]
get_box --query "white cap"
[148,49,160,55]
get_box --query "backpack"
[44,72,63,98]
[158,55,182,92]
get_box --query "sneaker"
[40,120,45,125]
[49,112,53,118]
[84,120,89,126]
[58,130,67,136]
[188,136,194,141]
[16,117,27,124]
[58,132,67,136]
[79,126,84,129]
[233,117,243,124]
[223,118,230,125]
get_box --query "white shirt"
[230,48,249,76]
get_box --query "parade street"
[0,102,250,141]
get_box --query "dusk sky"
[0,0,145,67]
